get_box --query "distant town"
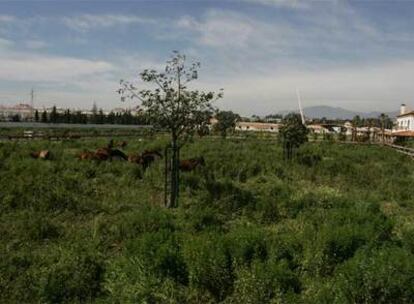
[1,101,413,142]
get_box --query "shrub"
[204,179,256,213]
[226,224,268,267]
[125,231,188,285]
[37,252,104,303]
[226,260,301,304]
[22,213,61,241]
[301,202,394,277]
[183,234,234,301]
[321,246,414,303]
[296,145,322,167]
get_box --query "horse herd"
[29,140,206,172]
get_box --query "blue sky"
[0,0,413,115]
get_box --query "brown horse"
[108,139,128,149]
[77,150,96,160]
[179,157,205,172]
[77,147,128,161]
[30,150,51,160]
[128,153,142,164]
[128,149,162,170]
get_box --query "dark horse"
[179,156,205,172]
[94,147,128,161]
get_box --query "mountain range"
[278,105,398,120]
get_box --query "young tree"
[118,51,223,208]
[63,109,71,123]
[279,113,308,160]
[41,110,48,123]
[97,109,105,124]
[91,102,98,124]
[107,111,115,124]
[11,114,20,122]
[50,106,58,123]
[214,110,240,138]
[34,110,39,122]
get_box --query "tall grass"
[1,137,414,303]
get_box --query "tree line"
[33,106,149,125]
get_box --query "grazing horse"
[108,139,128,149]
[30,150,50,160]
[117,141,128,148]
[128,149,163,170]
[77,150,96,160]
[77,146,128,161]
[109,148,128,161]
[179,157,205,172]
[94,147,128,161]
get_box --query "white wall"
[396,115,414,131]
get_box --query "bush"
[301,202,394,277]
[296,145,322,167]
[37,252,104,303]
[226,224,268,267]
[320,246,414,303]
[204,179,256,213]
[226,260,301,304]
[183,234,234,301]
[125,231,188,285]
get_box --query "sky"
[0,0,413,115]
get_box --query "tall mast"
[296,87,305,125]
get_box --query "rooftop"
[397,111,414,118]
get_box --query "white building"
[0,103,34,121]
[396,104,414,131]
[235,121,281,133]
[307,124,330,134]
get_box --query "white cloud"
[25,40,48,49]
[0,54,113,82]
[62,14,155,31]
[0,37,13,49]
[0,15,15,23]
[177,13,256,48]
[241,0,312,9]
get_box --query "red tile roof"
[392,130,414,137]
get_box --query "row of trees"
[33,106,149,125]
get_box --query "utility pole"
[30,88,34,121]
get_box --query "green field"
[1,137,414,303]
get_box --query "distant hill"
[278,105,398,120]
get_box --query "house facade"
[235,122,280,133]
[396,104,414,131]
[0,104,34,121]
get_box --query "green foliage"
[119,51,223,208]
[214,110,240,138]
[296,144,322,167]
[316,247,414,303]
[226,260,300,304]
[37,252,104,303]
[183,234,233,301]
[1,136,414,303]
[279,113,309,160]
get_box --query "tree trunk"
[169,135,179,208]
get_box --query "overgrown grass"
[1,136,414,303]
